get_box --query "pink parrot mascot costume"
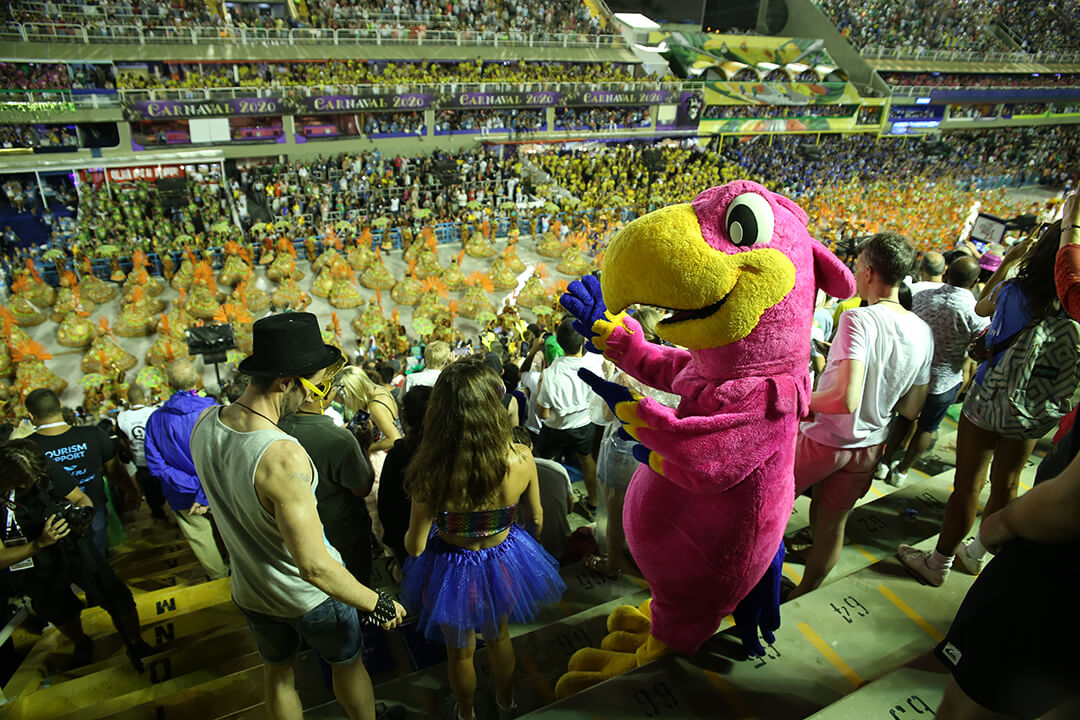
[555,180,856,697]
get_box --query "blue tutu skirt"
[401,523,567,648]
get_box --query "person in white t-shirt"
[403,341,450,394]
[115,385,167,520]
[788,232,934,600]
[536,319,604,514]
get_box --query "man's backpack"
[981,308,1080,436]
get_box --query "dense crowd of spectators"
[0,62,72,91]
[0,124,78,149]
[883,72,1080,89]
[359,111,426,137]
[307,0,607,35]
[815,0,999,52]
[1008,103,1048,115]
[703,104,858,120]
[115,60,646,91]
[8,0,609,37]
[816,0,1080,54]
[554,106,651,131]
[533,127,1080,244]
[239,148,522,226]
[948,104,997,120]
[8,0,217,29]
[997,0,1080,53]
[434,109,545,136]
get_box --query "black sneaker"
[126,639,154,673]
[67,636,94,670]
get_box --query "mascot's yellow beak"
[601,203,796,350]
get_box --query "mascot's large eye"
[725,193,774,247]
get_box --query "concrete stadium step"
[8,556,649,720]
[213,563,652,720]
[1,579,235,705]
[6,626,259,719]
[804,653,951,719]
[308,592,652,720]
[522,554,977,719]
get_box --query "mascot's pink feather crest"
[556,180,855,689]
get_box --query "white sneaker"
[954,540,987,575]
[886,464,908,487]
[898,545,950,587]
[873,463,889,481]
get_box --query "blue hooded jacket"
[145,391,218,512]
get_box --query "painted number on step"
[556,627,593,655]
[577,572,609,590]
[830,596,869,624]
[889,695,933,717]
[856,514,887,533]
[633,681,679,717]
[916,492,943,510]
[752,641,782,669]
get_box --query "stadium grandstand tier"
[814,0,1001,52]
[996,0,1080,53]
[113,60,655,92]
[4,0,612,41]
[882,71,1080,90]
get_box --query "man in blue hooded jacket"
[145,358,229,580]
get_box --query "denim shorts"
[241,596,364,666]
[917,382,962,434]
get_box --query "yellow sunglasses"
[298,358,347,399]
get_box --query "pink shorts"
[794,433,884,513]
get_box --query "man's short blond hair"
[424,341,451,369]
[167,358,199,392]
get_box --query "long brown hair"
[404,357,511,510]
[1015,220,1062,319]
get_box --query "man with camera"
[0,439,152,670]
[191,313,405,720]
[25,388,140,555]
[145,358,229,581]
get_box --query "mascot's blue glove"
[578,369,638,444]
[560,274,607,355]
[732,540,784,657]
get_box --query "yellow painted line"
[704,670,758,719]
[796,621,864,688]
[877,585,945,643]
[850,543,878,563]
[782,563,803,583]
[868,485,885,498]
[1019,480,1031,491]
[913,468,931,478]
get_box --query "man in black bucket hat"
[191,313,405,720]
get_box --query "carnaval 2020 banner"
[123,89,683,119]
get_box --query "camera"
[43,502,94,529]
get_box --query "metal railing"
[862,46,1080,64]
[1,21,626,48]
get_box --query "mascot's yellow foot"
[554,600,668,700]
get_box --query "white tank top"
[191,406,342,617]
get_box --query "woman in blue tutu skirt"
[402,357,567,720]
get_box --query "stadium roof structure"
[664,32,843,82]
